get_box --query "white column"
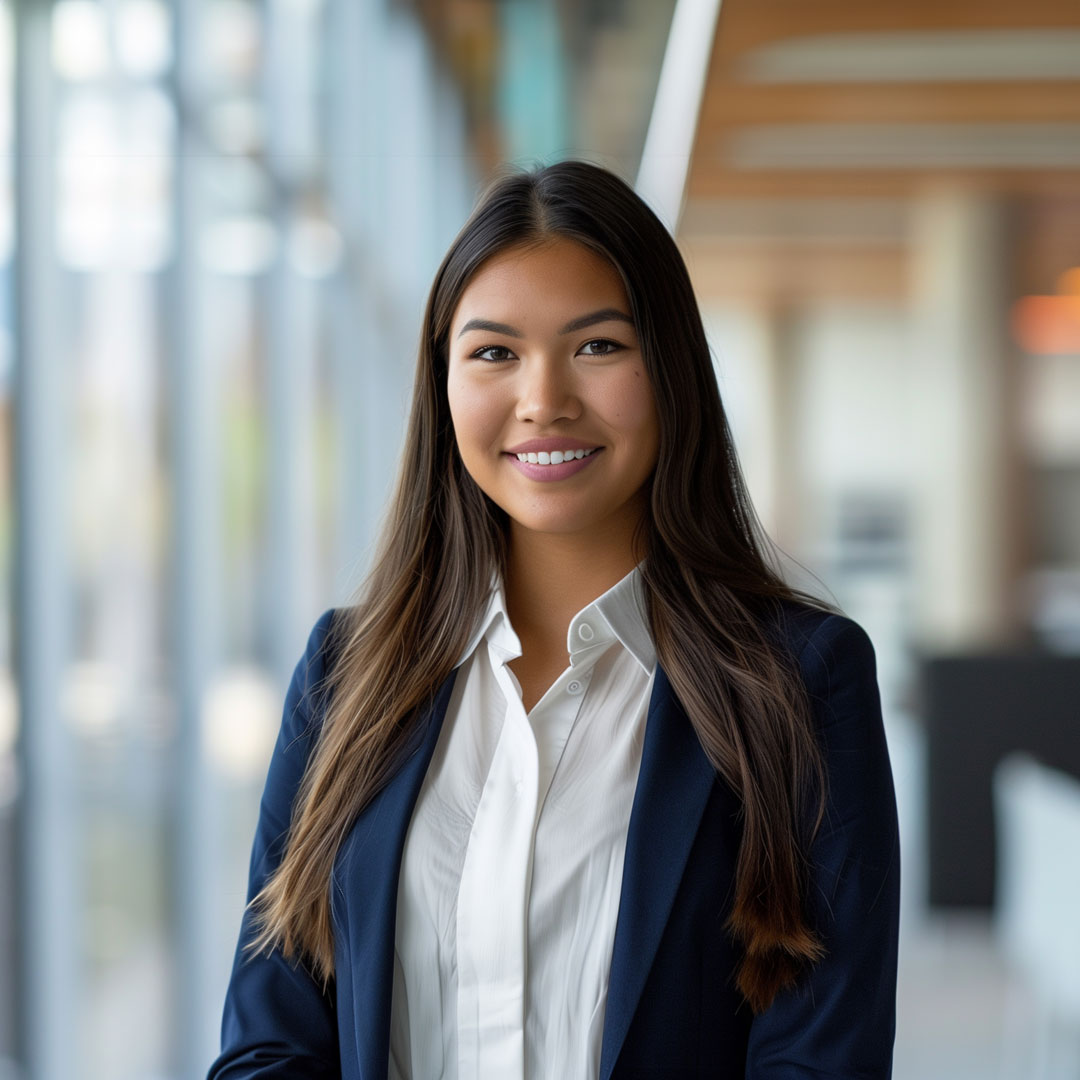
[323,0,408,587]
[910,187,1018,649]
[13,1,79,1076]
[166,0,225,1071]
[263,0,321,684]
[703,303,793,546]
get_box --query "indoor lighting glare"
[116,0,172,79]
[199,216,279,275]
[1056,267,1080,297]
[202,669,280,782]
[52,0,110,81]
[1012,285,1080,357]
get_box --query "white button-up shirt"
[388,564,656,1080]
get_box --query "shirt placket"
[455,642,540,1080]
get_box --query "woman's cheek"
[449,376,508,455]
[598,367,657,432]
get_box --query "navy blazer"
[209,602,900,1079]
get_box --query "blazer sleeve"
[208,608,342,1080]
[745,613,901,1079]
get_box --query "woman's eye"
[472,345,516,362]
[579,338,620,356]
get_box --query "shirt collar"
[455,570,518,667]
[454,562,655,676]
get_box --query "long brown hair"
[249,160,836,1013]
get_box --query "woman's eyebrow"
[457,317,522,339]
[456,308,634,339]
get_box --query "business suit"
[209,601,900,1079]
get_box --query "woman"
[209,160,900,1079]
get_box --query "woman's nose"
[514,358,582,424]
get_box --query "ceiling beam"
[681,240,907,301]
[698,82,1080,127]
[713,0,1080,54]
[685,169,1080,200]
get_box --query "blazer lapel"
[334,668,459,1080]
[599,663,719,1080]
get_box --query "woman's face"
[447,236,660,545]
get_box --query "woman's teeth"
[515,448,598,465]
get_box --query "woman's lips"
[503,447,603,482]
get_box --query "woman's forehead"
[450,238,630,335]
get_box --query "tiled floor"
[895,911,1080,1080]
[885,712,1080,1080]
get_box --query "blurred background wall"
[1,0,1079,1077]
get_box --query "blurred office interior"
[2,0,1079,1077]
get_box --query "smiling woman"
[208,161,900,1080]
[448,238,659,555]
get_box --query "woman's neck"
[504,522,642,656]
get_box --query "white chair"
[994,753,1080,1080]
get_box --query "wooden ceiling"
[703,0,1080,48]
[681,0,1080,302]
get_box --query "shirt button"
[567,680,582,694]
[577,623,594,642]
